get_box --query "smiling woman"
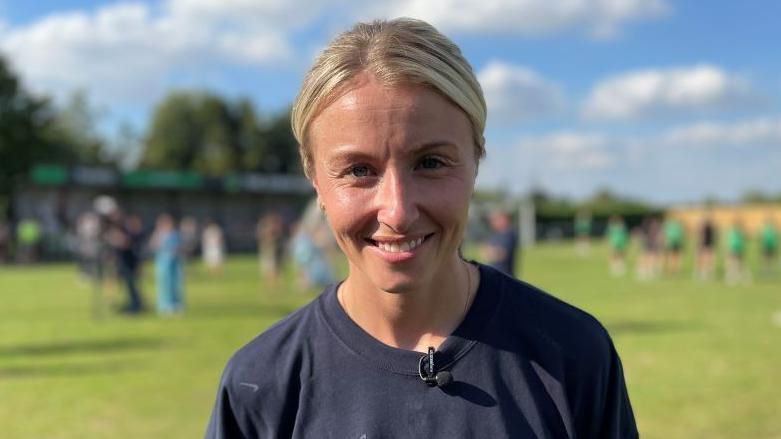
[206,18,638,439]
[309,76,478,343]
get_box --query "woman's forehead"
[328,76,440,112]
[314,78,467,130]
[310,92,471,156]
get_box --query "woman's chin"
[364,271,421,294]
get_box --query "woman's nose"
[375,170,419,233]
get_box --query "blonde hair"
[291,17,487,179]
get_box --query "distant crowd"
[585,212,780,284]
[3,202,777,315]
[0,195,339,318]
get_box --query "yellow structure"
[667,203,781,236]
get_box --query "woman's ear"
[311,176,325,213]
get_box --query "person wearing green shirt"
[759,217,779,272]
[725,219,748,284]
[606,216,628,276]
[16,218,42,263]
[663,218,685,274]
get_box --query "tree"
[740,189,781,204]
[0,55,116,220]
[236,99,266,171]
[581,188,659,217]
[141,91,209,172]
[110,121,143,169]
[141,91,246,175]
[257,109,301,174]
[0,56,73,211]
[140,91,302,175]
[49,91,108,166]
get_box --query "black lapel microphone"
[418,346,453,388]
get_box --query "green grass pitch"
[1,243,779,438]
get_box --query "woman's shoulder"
[207,292,332,438]
[220,291,328,383]
[479,264,614,362]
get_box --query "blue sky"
[1,0,779,204]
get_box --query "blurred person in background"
[89,195,119,317]
[151,214,184,316]
[574,210,592,256]
[606,215,628,277]
[15,217,41,263]
[696,214,717,280]
[0,219,10,263]
[724,218,749,284]
[636,217,662,281]
[106,209,146,314]
[290,201,336,290]
[662,216,685,275]
[126,213,146,275]
[206,18,636,439]
[74,212,102,281]
[256,212,285,283]
[201,219,225,275]
[179,216,200,263]
[482,208,519,277]
[758,215,779,274]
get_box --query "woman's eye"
[418,157,445,169]
[349,165,371,177]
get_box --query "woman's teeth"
[376,237,424,253]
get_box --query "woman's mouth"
[366,234,433,253]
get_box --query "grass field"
[1,243,780,438]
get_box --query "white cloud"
[0,0,673,107]
[518,132,616,170]
[477,131,621,201]
[369,0,669,38]
[478,62,565,125]
[478,115,781,201]
[583,64,758,120]
[518,116,781,173]
[0,0,306,103]
[661,116,781,147]
[165,0,326,31]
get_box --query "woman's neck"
[338,259,478,352]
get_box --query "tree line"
[1,54,301,214]
[140,91,299,176]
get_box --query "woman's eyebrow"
[411,141,458,154]
[324,146,375,164]
[323,140,458,164]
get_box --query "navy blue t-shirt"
[205,264,638,438]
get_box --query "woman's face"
[308,73,477,293]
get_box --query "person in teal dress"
[152,214,184,315]
[290,202,335,290]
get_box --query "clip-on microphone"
[418,346,453,388]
